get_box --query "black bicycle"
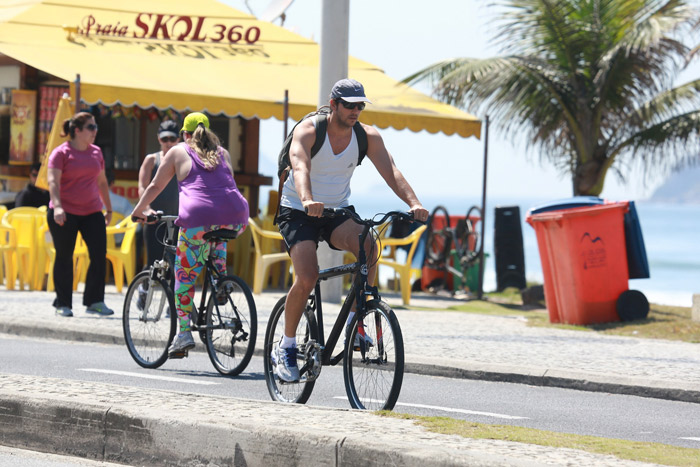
[425,204,482,288]
[122,212,257,376]
[263,208,421,410]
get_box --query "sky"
[220,0,700,210]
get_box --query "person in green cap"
[131,112,249,357]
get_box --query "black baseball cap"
[158,120,179,138]
[329,78,372,103]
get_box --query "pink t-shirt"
[48,141,105,216]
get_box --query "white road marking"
[679,437,700,442]
[78,368,220,385]
[333,397,528,419]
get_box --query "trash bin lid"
[528,196,604,216]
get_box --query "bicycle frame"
[304,222,379,367]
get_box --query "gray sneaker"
[86,302,115,316]
[55,306,73,317]
[271,342,300,382]
[169,331,195,358]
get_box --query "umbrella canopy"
[34,95,73,190]
[0,0,481,138]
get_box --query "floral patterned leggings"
[174,224,245,334]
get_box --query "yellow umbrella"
[35,95,73,191]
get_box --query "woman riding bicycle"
[131,112,249,357]
[273,78,429,382]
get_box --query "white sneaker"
[271,342,300,382]
[168,331,195,358]
[346,324,374,350]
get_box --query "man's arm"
[289,119,323,216]
[137,154,156,212]
[362,124,429,222]
[132,146,179,220]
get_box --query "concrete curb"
[2,323,699,405]
[0,374,658,467]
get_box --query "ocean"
[346,194,700,308]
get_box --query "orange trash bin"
[526,202,630,325]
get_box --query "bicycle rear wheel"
[123,270,176,369]
[343,299,404,410]
[263,295,319,404]
[460,205,483,269]
[205,275,257,376]
[426,205,451,268]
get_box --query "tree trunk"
[573,160,606,196]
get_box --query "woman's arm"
[96,169,113,226]
[47,167,65,226]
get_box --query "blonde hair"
[186,124,221,170]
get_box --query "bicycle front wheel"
[123,270,176,369]
[263,295,318,404]
[343,300,404,410]
[205,275,257,376]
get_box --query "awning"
[0,0,481,138]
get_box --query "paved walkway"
[1,283,698,465]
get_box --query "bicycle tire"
[426,205,451,267]
[263,295,319,404]
[460,205,483,269]
[123,270,176,369]
[343,299,404,410]
[204,275,257,376]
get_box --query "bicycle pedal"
[169,349,188,359]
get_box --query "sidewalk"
[1,284,698,466]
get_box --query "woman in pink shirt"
[47,112,114,317]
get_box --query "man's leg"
[329,219,379,347]
[284,240,319,338]
[329,219,379,287]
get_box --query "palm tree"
[405,0,700,196]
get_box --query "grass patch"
[378,412,700,466]
[422,287,700,343]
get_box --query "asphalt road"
[3,335,700,450]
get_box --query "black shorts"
[277,206,356,252]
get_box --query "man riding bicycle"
[273,78,429,382]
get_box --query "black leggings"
[47,209,106,309]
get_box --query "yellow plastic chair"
[105,217,138,293]
[0,214,18,289]
[2,207,46,290]
[248,217,293,294]
[377,224,427,305]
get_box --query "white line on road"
[78,368,220,385]
[679,437,700,442]
[334,397,528,419]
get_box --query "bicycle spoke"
[123,271,175,369]
[205,276,257,376]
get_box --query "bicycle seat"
[203,229,239,241]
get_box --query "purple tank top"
[176,143,249,228]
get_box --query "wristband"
[106,210,112,213]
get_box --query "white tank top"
[280,116,359,211]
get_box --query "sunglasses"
[338,100,366,111]
[160,136,178,143]
[85,123,98,131]
[30,172,39,177]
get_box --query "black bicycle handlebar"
[131,210,178,224]
[315,207,422,227]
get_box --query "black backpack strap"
[274,114,328,225]
[312,114,328,157]
[353,122,368,165]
